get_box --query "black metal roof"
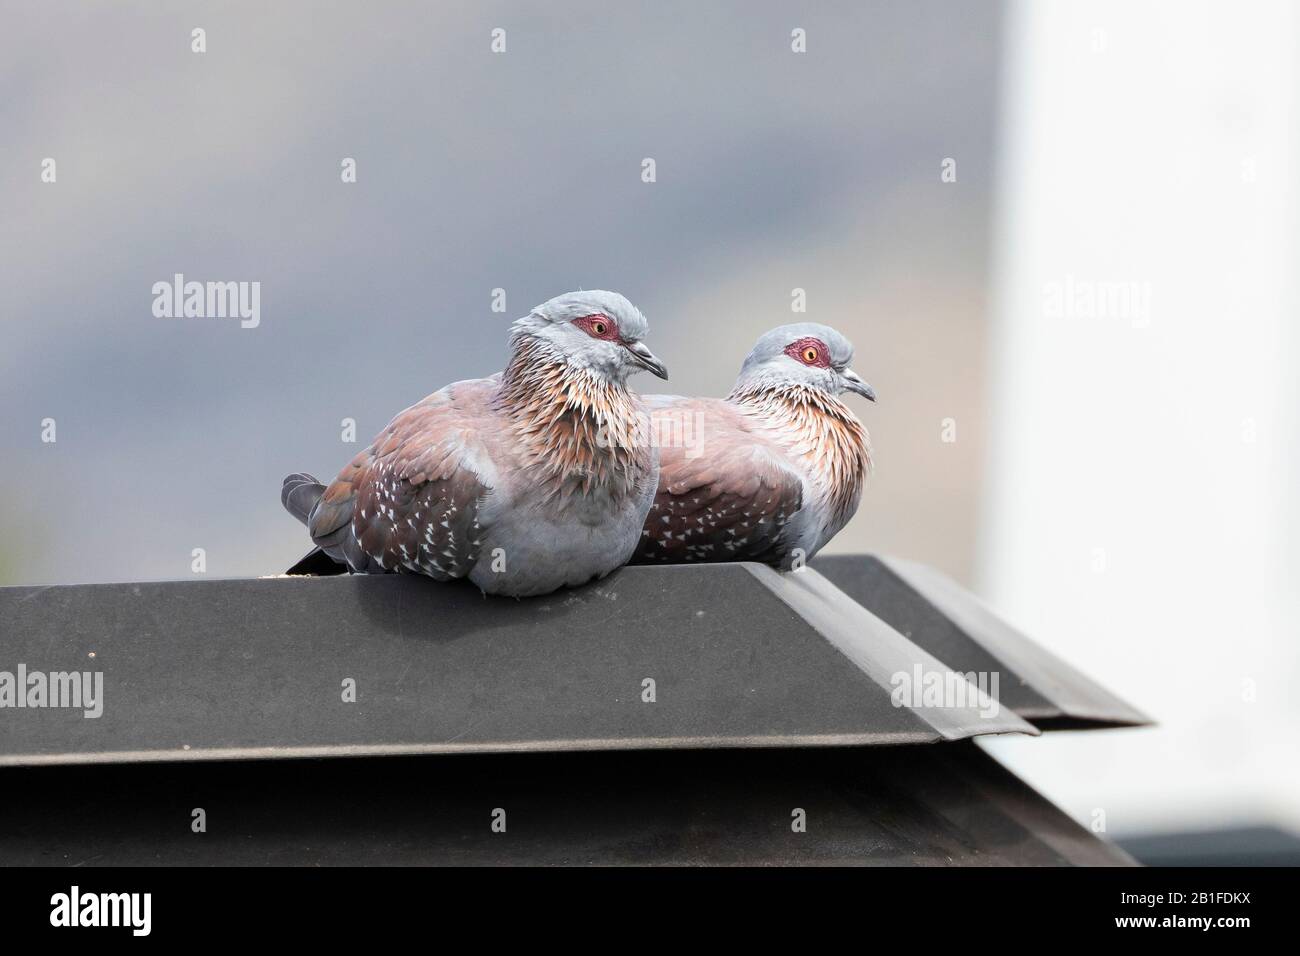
[0,563,1037,767]
[0,744,1134,866]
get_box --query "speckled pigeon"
[283,290,668,597]
[630,322,873,569]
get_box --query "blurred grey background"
[0,0,1000,587]
[6,1,1298,852]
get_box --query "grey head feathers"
[732,322,875,401]
[510,290,666,382]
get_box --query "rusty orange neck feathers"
[728,382,871,525]
[496,334,649,498]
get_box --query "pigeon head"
[511,290,668,383]
[733,323,875,401]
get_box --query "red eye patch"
[573,313,620,341]
[784,337,832,368]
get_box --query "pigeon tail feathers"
[281,472,325,526]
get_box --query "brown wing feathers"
[307,394,489,578]
[633,402,804,566]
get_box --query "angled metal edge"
[0,734,941,769]
[812,554,1058,720]
[746,565,1039,741]
[879,556,1152,729]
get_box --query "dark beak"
[840,368,876,402]
[626,341,669,379]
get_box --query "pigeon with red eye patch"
[630,322,874,570]
[282,290,668,597]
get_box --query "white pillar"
[980,0,1300,834]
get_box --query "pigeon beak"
[840,368,876,402]
[625,341,669,379]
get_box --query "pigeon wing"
[309,381,496,578]
[632,397,804,566]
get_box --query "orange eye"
[592,321,607,335]
[802,347,819,364]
